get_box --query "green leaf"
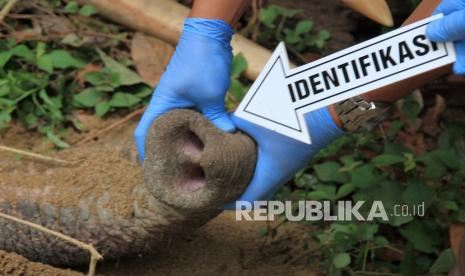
[350,164,380,189]
[43,50,86,69]
[39,89,59,109]
[230,79,248,101]
[353,181,412,226]
[333,253,351,269]
[84,70,120,87]
[401,179,435,209]
[40,127,69,149]
[374,236,389,246]
[400,94,422,120]
[371,154,405,167]
[0,111,12,129]
[335,183,355,199]
[134,85,153,98]
[64,1,79,13]
[36,41,47,58]
[284,29,301,44]
[231,53,248,78]
[429,249,455,273]
[37,55,53,73]
[61,33,86,47]
[259,7,278,28]
[436,148,460,170]
[73,89,103,107]
[79,4,97,16]
[11,45,35,62]
[404,153,417,172]
[271,5,302,17]
[418,152,447,179]
[97,49,142,86]
[319,30,331,40]
[440,200,459,211]
[339,154,363,172]
[23,113,37,127]
[387,120,404,139]
[0,51,12,67]
[294,172,318,189]
[314,162,349,184]
[400,221,440,253]
[307,184,336,200]
[295,20,313,34]
[95,101,111,117]
[109,92,141,107]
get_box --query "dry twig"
[0,0,19,24]
[0,145,73,166]
[75,107,146,145]
[0,212,103,276]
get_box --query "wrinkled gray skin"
[0,110,256,267]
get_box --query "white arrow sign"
[235,14,456,144]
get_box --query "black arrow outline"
[241,22,450,133]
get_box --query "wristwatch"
[333,96,392,132]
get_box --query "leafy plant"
[250,5,331,55]
[228,53,249,107]
[0,1,152,148]
[269,95,465,274]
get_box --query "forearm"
[189,0,250,25]
[330,0,446,128]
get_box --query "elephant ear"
[342,0,394,27]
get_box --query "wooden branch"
[75,106,145,145]
[0,145,73,166]
[0,0,18,24]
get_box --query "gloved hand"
[135,18,235,160]
[426,0,465,75]
[225,107,344,208]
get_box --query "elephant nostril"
[181,130,204,162]
[182,163,206,192]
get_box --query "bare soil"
[0,249,82,276]
[98,211,320,276]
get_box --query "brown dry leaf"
[130,32,174,87]
[76,64,102,87]
[450,223,465,258]
[302,52,320,63]
[396,131,427,155]
[422,94,446,137]
[377,247,404,262]
[10,30,41,42]
[73,111,107,132]
[450,223,465,276]
[35,15,76,35]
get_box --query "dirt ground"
[98,211,320,276]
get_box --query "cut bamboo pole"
[78,0,280,80]
[342,0,394,27]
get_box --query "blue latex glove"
[135,18,236,160]
[426,0,465,75]
[225,107,344,209]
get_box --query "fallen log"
[78,0,281,80]
[0,110,257,267]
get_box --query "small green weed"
[0,1,152,148]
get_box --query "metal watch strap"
[334,96,392,132]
